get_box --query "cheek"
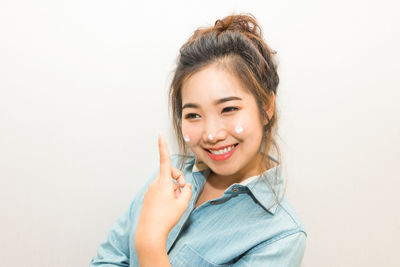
[235,125,244,134]
[182,122,202,144]
[225,115,247,137]
[230,114,263,140]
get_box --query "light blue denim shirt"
[90,155,307,266]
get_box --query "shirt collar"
[192,157,208,173]
[190,156,283,214]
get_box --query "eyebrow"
[182,96,242,110]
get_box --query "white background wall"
[0,0,399,266]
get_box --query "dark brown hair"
[169,13,284,208]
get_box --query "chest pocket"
[170,243,233,267]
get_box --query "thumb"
[178,183,192,206]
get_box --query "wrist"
[136,242,171,267]
[135,228,168,250]
[136,235,169,266]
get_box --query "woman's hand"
[135,133,193,250]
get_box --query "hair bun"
[214,14,262,38]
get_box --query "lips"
[205,144,238,161]
[205,143,237,151]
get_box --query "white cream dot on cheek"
[183,134,190,142]
[208,134,213,140]
[235,125,243,134]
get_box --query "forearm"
[136,234,171,267]
[137,246,171,267]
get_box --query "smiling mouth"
[204,144,239,155]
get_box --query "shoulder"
[238,229,306,266]
[238,198,307,265]
[272,197,308,239]
[280,198,306,231]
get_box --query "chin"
[206,161,241,176]
[208,167,230,176]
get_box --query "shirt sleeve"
[88,199,135,266]
[233,231,307,267]
[89,168,160,267]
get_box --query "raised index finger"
[158,133,172,180]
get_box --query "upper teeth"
[209,145,236,155]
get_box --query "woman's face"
[181,63,271,180]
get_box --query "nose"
[201,118,227,144]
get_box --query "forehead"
[181,64,252,104]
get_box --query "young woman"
[90,13,307,266]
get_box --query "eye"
[222,106,239,113]
[184,113,201,119]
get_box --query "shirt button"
[233,188,239,192]
[211,201,216,205]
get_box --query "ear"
[263,92,275,125]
